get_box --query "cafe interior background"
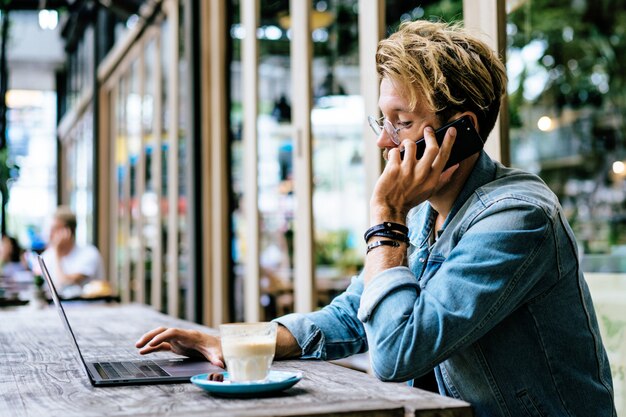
[1,0,624,412]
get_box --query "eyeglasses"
[367,116,408,145]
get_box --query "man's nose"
[376,128,397,148]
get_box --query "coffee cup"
[219,322,278,382]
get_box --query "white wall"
[6,10,64,91]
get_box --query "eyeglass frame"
[367,116,409,145]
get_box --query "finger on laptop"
[135,326,168,348]
[146,328,182,347]
[138,341,172,355]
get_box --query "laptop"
[38,256,223,386]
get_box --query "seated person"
[135,20,616,417]
[0,235,28,279]
[41,206,105,298]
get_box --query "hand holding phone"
[400,115,484,169]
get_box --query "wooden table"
[0,303,472,417]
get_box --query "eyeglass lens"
[383,119,400,145]
[368,116,400,145]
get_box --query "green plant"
[315,229,363,273]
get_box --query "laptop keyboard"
[94,360,170,380]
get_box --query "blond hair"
[376,20,507,139]
[54,206,77,236]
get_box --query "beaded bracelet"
[366,240,401,254]
[364,222,409,243]
[367,230,410,244]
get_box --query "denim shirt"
[276,151,616,417]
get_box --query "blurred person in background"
[40,206,106,298]
[0,235,28,279]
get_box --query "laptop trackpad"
[155,358,223,376]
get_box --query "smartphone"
[399,115,484,169]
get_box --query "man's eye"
[397,121,412,128]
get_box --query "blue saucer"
[191,370,303,397]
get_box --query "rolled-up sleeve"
[359,200,555,382]
[357,266,420,323]
[274,275,369,360]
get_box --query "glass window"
[5,90,57,253]
[255,0,294,321]
[127,60,142,301]
[229,0,299,321]
[229,0,244,321]
[68,108,94,245]
[84,26,95,91]
[177,0,192,319]
[97,6,193,317]
[311,0,365,308]
[143,37,157,307]
[115,73,130,298]
[160,17,171,313]
[238,0,295,321]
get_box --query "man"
[136,21,616,416]
[41,206,105,297]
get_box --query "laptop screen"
[38,256,93,378]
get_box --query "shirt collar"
[409,150,498,247]
[443,150,498,228]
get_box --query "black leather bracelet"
[364,222,409,243]
[366,240,401,254]
[368,230,410,243]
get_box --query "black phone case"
[399,115,484,169]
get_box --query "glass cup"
[219,322,278,382]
